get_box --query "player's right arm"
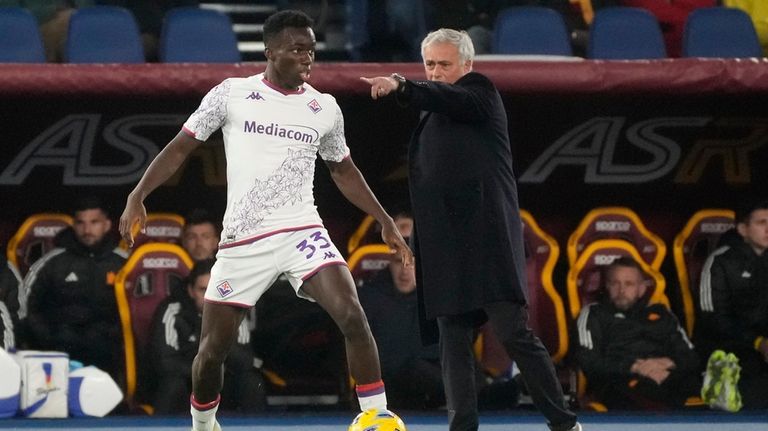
[120,79,231,247]
[119,132,202,247]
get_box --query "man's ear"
[737,222,748,238]
[464,59,473,73]
[264,47,273,61]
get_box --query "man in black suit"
[361,29,580,431]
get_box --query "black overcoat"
[400,71,528,321]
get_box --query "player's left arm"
[325,157,413,267]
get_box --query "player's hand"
[381,222,414,267]
[360,76,398,100]
[119,195,147,248]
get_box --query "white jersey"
[182,73,350,249]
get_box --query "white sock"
[190,394,220,431]
[356,380,387,411]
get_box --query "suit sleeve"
[575,304,635,384]
[397,73,498,123]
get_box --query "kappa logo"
[307,98,322,114]
[246,92,265,101]
[216,280,234,297]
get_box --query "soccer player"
[119,10,412,431]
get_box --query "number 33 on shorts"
[296,230,337,260]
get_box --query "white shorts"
[205,227,348,307]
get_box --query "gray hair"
[421,28,475,64]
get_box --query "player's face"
[266,26,316,89]
[738,208,768,254]
[606,266,647,311]
[73,208,112,247]
[422,42,472,84]
[182,223,218,261]
[188,273,210,313]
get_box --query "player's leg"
[300,265,386,409]
[485,301,578,431]
[190,302,247,431]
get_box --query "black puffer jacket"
[695,240,768,356]
[23,228,127,375]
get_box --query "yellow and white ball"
[348,408,407,431]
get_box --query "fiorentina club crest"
[307,98,322,114]
[216,280,234,297]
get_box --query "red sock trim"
[190,393,221,411]
[356,380,385,397]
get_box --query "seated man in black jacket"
[696,198,768,410]
[23,197,127,379]
[575,257,699,410]
[149,258,266,414]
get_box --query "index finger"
[359,76,375,85]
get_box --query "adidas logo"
[64,272,78,282]
[741,271,751,278]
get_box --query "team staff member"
[120,10,413,431]
[362,29,580,431]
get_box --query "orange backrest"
[119,213,185,251]
[567,239,669,320]
[567,207,666,270]
[113,243,193,404]
[522,210,569,363]
[673,209,734,336]
[6,213,73,277]
[347,215,378,255]
[348,244,392,286]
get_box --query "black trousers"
[437,301,577,431]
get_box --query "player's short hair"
[421,28,475,64]
[184,208,221,234]
[263,9,314,46]
[72,196,109,217]
[187,258,215,286]
[735,198,768,225]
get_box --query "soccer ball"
[348,408,407,431]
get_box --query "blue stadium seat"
[0,7,46,63]
[65,6,145,63]
[159,7,241,63]
[588,7,666,60]
[492,6,573,56]
[683,7,762,58]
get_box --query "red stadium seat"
[113,243,193,408]
[119,212,185,251]
[475,210,569,378]
[567,239,668,320]
[672,209,734,336]
[347,243,393,286]
[6,213,73,277]
[568,207,666,270]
